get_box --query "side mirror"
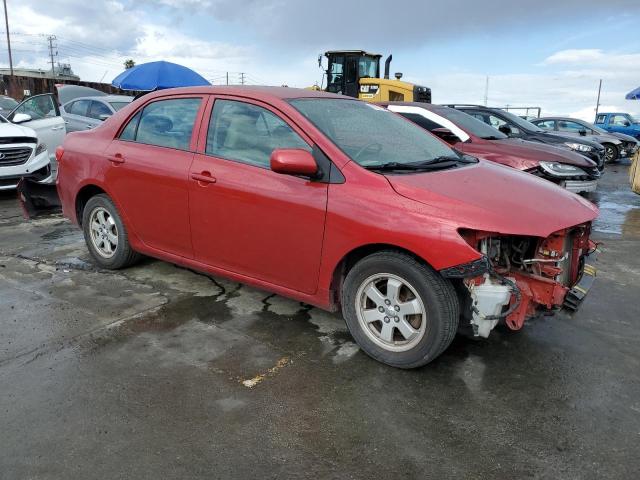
[578,128,587,136]
[431,127,461,144]
[623,121,631,127]
[13,113,32,124]
[270,149,318,177]
[99,114,111,121]
[498,124,512,135]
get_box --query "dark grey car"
[531,117,638,163]
[61,95,132,132]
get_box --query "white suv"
[1,94,66,190]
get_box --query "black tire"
[81,194,140,269]
[603,143,619,163]
[341,251,459,369]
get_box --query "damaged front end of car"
[441,224,598,338]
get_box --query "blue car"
[595,112,640,139]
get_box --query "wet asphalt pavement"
[1,162,639,479]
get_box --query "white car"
[1,94,66,190]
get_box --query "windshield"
[109,102,130,111]
[437,107,508,139]
[496,109,545,132]
[628,114,640,124]
[290,98,457,167]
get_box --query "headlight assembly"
[539,161,586,177]
[564,142,593,153]
[35,143,48,156]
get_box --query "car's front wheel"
[341,251,459,369]
[82,194,140,269]
[603,143,619,163]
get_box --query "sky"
[3,0,640,120]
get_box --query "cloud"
[144,0,640,51]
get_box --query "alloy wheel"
[355,273,427,352]
[89,207,118,258]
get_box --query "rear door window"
[557,120,586,132]
[206,99,310,168]
[595,114,607,124]
[69,100,90,117]
[120,98,202,150]
[88,101,112,119]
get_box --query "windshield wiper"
[365,155,475,172]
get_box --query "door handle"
[108,154,125,165]
[51,125,64,131]
[191,171,216,184]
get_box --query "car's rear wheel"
[341,251,459,368]
[603,143,619,163]
[82,194,140,269]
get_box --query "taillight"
[55,146,64,162]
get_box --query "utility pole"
[239,72,245,85]
[226,72,229,85]
[2,0,12,76]
[483,75,489,106]
[47,35,57,77]
[595,79,602,117]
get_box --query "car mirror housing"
[270,149,318,177]
[578,128,587,136]
[431,127,461,144]
[12,113,32,124]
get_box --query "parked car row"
[382,103,601,193]
[54,86,600,369]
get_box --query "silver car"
[531,116,637,163]
[60,95,132,132]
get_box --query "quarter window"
[595,114,606,124]
[206,100,310,168]
[119,98,202,150]
[119,111,142,141]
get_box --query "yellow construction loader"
[312,50,431,103]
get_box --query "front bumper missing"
[563,248,598,310]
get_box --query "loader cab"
[324,50,381,98]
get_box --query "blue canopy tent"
[112,61,210,91]
[625,86,640,100]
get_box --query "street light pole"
[595,79,602,117]
[2,0,13,76]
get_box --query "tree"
[124,59,136,69]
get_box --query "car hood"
[0,121,37,139]
[491,138,596,168]
[386,160,598,238]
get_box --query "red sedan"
[56,86,598,368]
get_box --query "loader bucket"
[17,178,62,219]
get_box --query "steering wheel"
[353,142,383,160]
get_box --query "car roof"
[141,86,346,102]
[378,101,451,113]
[535,117,589,122]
